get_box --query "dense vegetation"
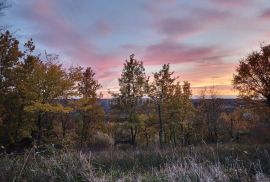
[1,31,270,151]
[1,144,270,181]
[0,28,270,181]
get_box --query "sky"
[1,0,270,97]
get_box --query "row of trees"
[0,30,270,151]
[110,56,194,146]
[110,53,270,146]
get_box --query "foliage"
[76,67,104,148]
[149,64,177,146]
[1,30,270,152]
[233,44,270,107]
[110,54,148,146]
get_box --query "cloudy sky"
[1,0,270,97]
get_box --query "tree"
[111,54,148,146]
[233,45,270,107]
[136,99,157,147]
[76,67,103,148]
[197,88,223,142]
[0,31,23,145]
[149,64,176,147]
[166,81,194,146]
[24,53,75,144]
[59,66,83,140]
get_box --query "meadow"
[1,144,270,182]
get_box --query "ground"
[1,144,270,182]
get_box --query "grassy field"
[1,144,270,182]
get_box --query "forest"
[1,0,270,181]
[1,31,270,150]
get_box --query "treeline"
[0,31,270,152]
[0,31,104,150]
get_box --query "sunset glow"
[2,0,270,97]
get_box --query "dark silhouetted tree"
[233,45,270,108]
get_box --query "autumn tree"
[111,54,148,146]
[149,64,176,147]
[23,52,77,144]
[76,67,104,148]
[233,45,270,108]
[57,66,83,140]
[136,98,157,147]
[0,31,23,145]
[166,81,194,146]
[0,31,104,149]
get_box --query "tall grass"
[0,144,269,181]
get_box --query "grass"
[0,144,270,181]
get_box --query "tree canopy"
[233,45,270,107]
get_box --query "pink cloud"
[144,41,223,65]
[95,20,112,36]
[18,0,116,72]
[143,0,176,16]
[157,18,199,36]
[153,8,230,41]
[13,0,265,95]
[209,0,251,7]
[261,9,270,19]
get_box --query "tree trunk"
[146,134,149,147]
[62,121,66,139]
[130,127,137,146]
[37,112,42,145]
[158,103,163,148]
[61,114,68,139]
[230,118,234,139]
[173,131,176,147]
[267,96,270,108]
[15,104,24,142]
[80,114,86,149]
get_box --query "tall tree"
[112,54,148,146]
[24,53,75,144]
[166,81,194,146]
[76,67,103,148]
[233,45,270,107]
[149,64,176,147]
[0,31,23,145]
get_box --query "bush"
[87,132,114,150]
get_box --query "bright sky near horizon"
[1,0,270,97]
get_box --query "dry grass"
[0,144,270,181]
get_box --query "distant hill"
[98,98,244,113]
